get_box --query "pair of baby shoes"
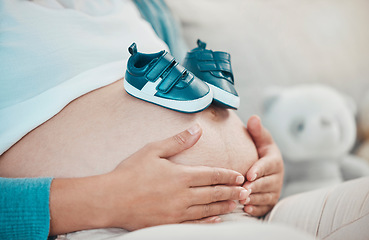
[124,40,239,113]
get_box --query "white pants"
[58,177,369,240]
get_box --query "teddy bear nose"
[321,119,331,126]
[320,116,333,126]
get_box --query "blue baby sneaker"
[182,40,240,109]
[124,43,213,113]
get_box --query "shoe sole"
[206,83,240,109]
[124,79,213,113]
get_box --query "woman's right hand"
[103,124,249,231]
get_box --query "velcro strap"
[196,50,233,80]
[197,61,232,74]
[197,51,230,62]
[145,52,174,82]
[157,63,186,93]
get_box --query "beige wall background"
[167,0,369,123]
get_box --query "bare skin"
[0,80,257,178]
[48,127,249,234]
[0,79,284,235]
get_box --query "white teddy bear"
[261,84,369,197]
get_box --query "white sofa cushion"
[167,0,369,121]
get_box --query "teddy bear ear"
[343,94,357,116]
[262,87,282,113]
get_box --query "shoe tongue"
[147,50,167,67]
[146,53,165,70]
[147,57,159,68]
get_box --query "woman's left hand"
[240,115,284,217]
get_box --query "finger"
[246,153,283,182]
[186,201,237,220]
[243,174,283,194]
[182,216,222,224]
[185,166,245,187]
[246,115,274,152]
[240,192,279,206]
[156,124,202,158]
[190,186,249,205]
[243,205,273,217]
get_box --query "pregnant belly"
[0,80,258,178]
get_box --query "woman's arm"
[241,116,284,216]
[49,125,249,235]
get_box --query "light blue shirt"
[0,0,171,155]
[0,0,185,239]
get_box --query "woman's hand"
[240,115,284,217]
[104,124,249,230]
[50,125,248,235]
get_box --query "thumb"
[158,124,202,158]
[247,115,273,149]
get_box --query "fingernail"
[236,176,244,184]
[245,206,253,213]
[250,116,259,126]
[187,124,201,135]
[245,197,250,204]
[250,173,257,181]
[239,189,248,200]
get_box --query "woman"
[3,1,368,240]
[0,1,283,239]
